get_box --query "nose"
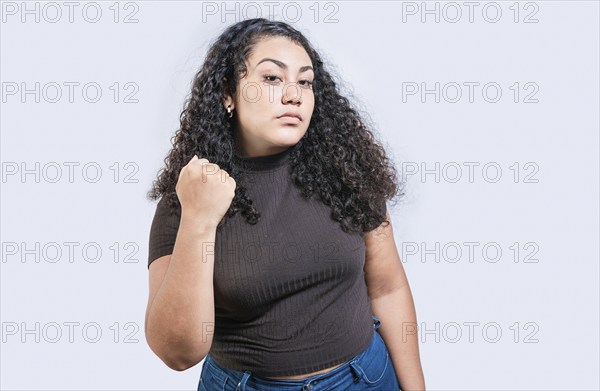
[282,82,302,105]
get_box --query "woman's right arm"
[144,155,236,371]
[145,214,217,371]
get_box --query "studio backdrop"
[1,1,598,390]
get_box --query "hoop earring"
[227,105,233,118]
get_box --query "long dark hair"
[147,18,405,234]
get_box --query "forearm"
[146,214,217,369]
[370,284,426,391]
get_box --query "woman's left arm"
[363,209,426,391]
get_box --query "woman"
[145,18,425,391]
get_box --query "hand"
[175,155,236,227]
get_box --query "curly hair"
[147,17,405,234]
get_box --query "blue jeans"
[197,315,401,390]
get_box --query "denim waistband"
[202,315,382,390]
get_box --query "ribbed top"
[147,147,377,377]
[234,146,293,172]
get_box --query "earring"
[227,105,233,118]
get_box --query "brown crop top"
[147,145,383,377]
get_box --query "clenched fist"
[175,155,236,228]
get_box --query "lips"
[277,112,302,121]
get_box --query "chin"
[271,127,307,140]
[272,139,301,147]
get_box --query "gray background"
[1,1,598,390]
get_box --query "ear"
[223,95,234,109]
[223,77,234,110]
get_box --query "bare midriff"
[261,362,345,380]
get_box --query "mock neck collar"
[234,146,294,172]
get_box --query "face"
[224,36,315,157]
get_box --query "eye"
[263,74,281,83]
[299,80,314,88]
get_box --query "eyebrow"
[255,58,314,73]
